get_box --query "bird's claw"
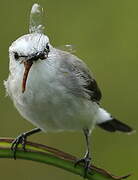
[11,133,27,159]
[75,155,91,178]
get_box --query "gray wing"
[57,50,102,103]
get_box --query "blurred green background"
[0,0,137,179]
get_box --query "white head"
[9,33,51,93]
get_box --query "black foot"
[11,133,27,159]
[75,155,91,178]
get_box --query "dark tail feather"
[98,119,133,133]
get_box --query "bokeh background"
[0,0,137,180]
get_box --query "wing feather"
[57,49,102,103]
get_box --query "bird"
[4,32,133,175]
[4,4,133,177]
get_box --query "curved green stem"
[0,138,130,180]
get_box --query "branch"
[0,138,131,180]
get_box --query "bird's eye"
[14,52,19,60]
[46,43,50,52]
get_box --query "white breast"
[5,57,99,133]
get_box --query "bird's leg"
[75,128,91,178]
[11,128,41,159]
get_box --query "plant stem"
[0,138,130,180]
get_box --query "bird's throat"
[22,61,33,93]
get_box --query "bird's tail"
[98,118,133,133]
[96,108,134,133]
